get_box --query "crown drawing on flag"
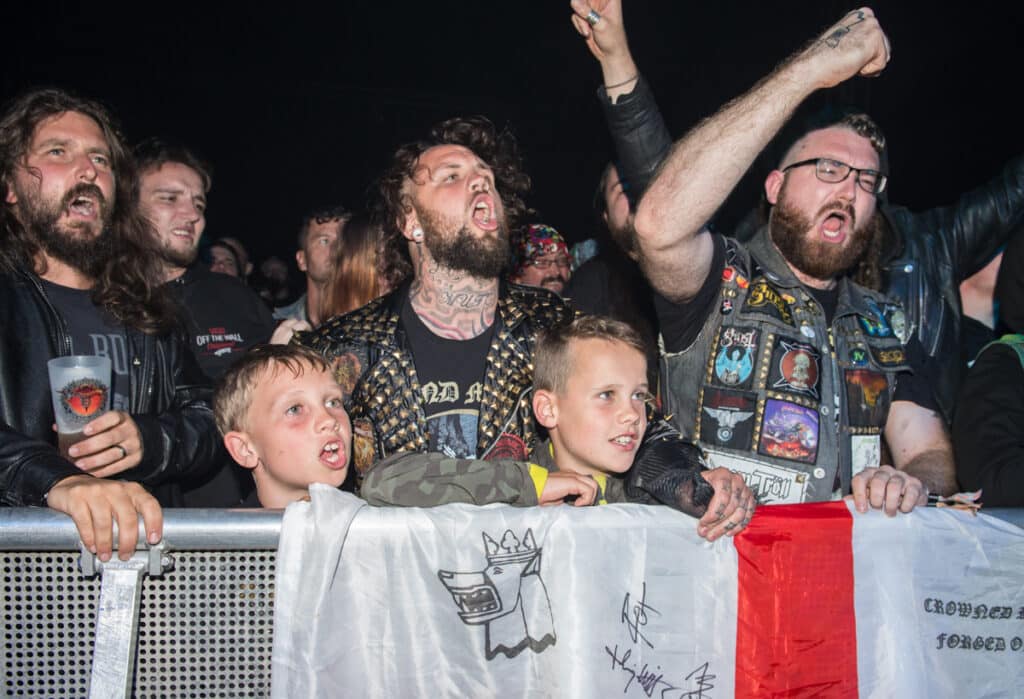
[483,529,538,565]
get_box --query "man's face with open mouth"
[7,111,116,271]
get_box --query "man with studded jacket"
[0,89,223,560]
[300,116,755,540]
[628,10,957,513]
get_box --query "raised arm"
[569,0,638,102]
[633,8,891,301]
[570,0,673,204]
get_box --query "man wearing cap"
[508,223,573,296]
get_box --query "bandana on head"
[510,223,570,276]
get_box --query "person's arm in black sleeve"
[570,0,673,203]
[953,343,1024,506]
[629,407,755,541]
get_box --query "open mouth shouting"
[471,194,498,232]
[818,202,856,245]
[320,439,347,469]
[65,184,106,222]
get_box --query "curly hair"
[0,88,175,334]
[373,116,532,282]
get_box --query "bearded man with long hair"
[0,88,223,560]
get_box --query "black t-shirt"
[952,343,1024,506]
[42,279,131,411]
[653,234,938,412]
[401,298,495,458]
[166,266,276,381]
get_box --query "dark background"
[4,2,1022,265]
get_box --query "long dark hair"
[373,116,532,282]
[0,88,175,333]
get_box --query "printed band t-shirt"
[402,299,495,458]
[41,279,131,411]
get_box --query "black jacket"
[0,269,224,507]
[878,155,1024,420]
[602,76,1024,422]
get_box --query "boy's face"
[537,338,648,478]
[234,361,352,502]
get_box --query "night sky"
[5,2,1023,267]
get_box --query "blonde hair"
[213,344,332,435]
[534,316,648,394]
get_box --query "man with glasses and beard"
[301,116,754,539]
[625,8,957,513]
[0,88,223,559]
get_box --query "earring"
[412,227,424,241]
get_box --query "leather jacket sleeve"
[0,428,84,507]
[599,75,673,205]
[627,410,714,517]
[889,154,1024,282]
[123,332,225,487]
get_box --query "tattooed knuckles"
[809,7,889,88]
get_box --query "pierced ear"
[532,390,559,429]
[401,209,422,243]
[764,170,785,206]
[224,431,260,470]
[295,249,307,273]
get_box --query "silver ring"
[113,444,127,460]
[586,9,601,26]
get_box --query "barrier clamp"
[77,541,175,699]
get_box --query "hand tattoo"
[824,10,866,48]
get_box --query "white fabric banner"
[271,486,1024,698]
[272,486,738,697]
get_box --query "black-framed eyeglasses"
[782,158,887,195]
[528,257,571,271]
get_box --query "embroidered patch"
[352,418,376,474]
[858,299,893,337]
[769,338,820,399]
[741,278,796,326]
[485,432,528,461]
[704,448,809,504]
[884,305,910,344]
[712,326,759,388]
[845,369,891,427]
[849,347,868,366]
[851,434,881,478]
[869,345,907,367]
[758,399,819,464]
[700,388,756,449]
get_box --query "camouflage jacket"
[360,439,626,508]
[300,281,574,475]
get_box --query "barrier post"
[79,542,173,699]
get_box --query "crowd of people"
[2,2,1023,566]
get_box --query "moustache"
[63,183,108,211]
[817,199,856,227]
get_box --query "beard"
[769,192,877,282]
[417,205,509,279]
[16,181,114,278]
[155,237,199,270]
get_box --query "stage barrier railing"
[2,506,1022,698]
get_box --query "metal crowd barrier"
[2,506,1023,698]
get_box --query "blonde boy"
[530,315,650,503]
[214,345,351,507]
